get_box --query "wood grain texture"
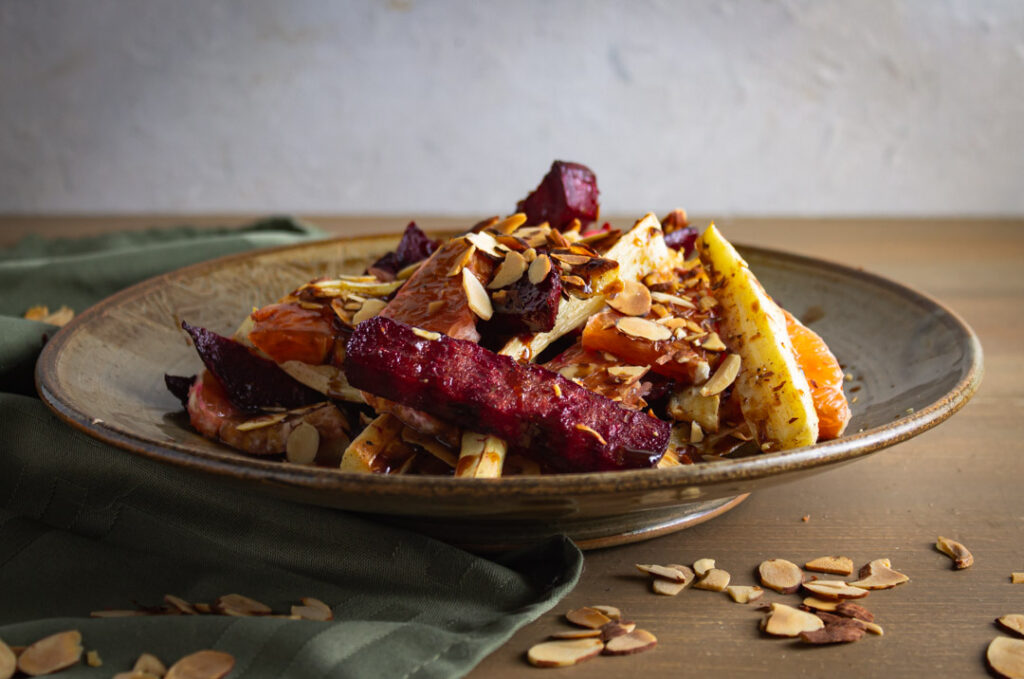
[7,216,1023,677]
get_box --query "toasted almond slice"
[802,580,870,600]
[291,597,333,621]
[805,556,854,576]
[988,636,1024,678]
[551,252,593,267]
[600,621,637,641]
[86,650,102,667]
[234,412,288,432]
[487,250,528,289]
[462,267,493,321]
[527,638,603,668]
[606,365,648,383]
[694,568,731,592]
[864,621,884,636]
[693,558,716,577]
[802,596,839,612]
[1013,573,1024,584]
[90,609,151,618]
[998,615,1024,638]
[566,607,612,629]
[590,605,621,621]
[352,298,387,325]
[17,630,83,676]
[465,231,504,258]
[194,603,212,614]
[761,603,825,637]
[215,594,272,617]
[490,213,528,234]
[134,653,167,677]
[799,620,866,645]
[607,280,652,317]
[700,353,741,397]
[165,650,235,679]
[726,585,764,604]
[936,536,974,569]
[528,254,551,284]
[603,629,657,656]
[689,421,704,443]
[616,316,672,342]
[636,564,690,582]
[650,290,696,309]
[412,327,441,341]
[834,601,874,622]
[550,629,602,640]
[0,640,15,679]
[849,559,910,590]
[164,595,198,615]
[701,331,727,351]
[285,422,320,466]
[652,578,688,596]
[759,559,804,593]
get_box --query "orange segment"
[581,311,709,383]
[783,310,851,440]
[248,302,336,365]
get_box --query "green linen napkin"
[0,219,582,678]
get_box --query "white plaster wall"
[1,0,1022,216]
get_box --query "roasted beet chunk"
[486,262,562,335]
[345,316,669,472]
[516,161,600,230]
[164,374,196,408]
[181,321,323,412]
[369,222,439,278]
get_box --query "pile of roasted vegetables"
[166,161,851,476]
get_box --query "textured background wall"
[1,0,1022,217]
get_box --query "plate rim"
[35,231,985,499]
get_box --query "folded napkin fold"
[0,219,582,678]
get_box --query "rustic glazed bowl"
[36,233,983,551]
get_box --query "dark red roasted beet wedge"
[516,161,600,230]
[344,316,669,472]
[164,373,196,408]
[180,321,324,413]
[663,226,698,258]
[485,263,562,336]
[368,222,439,278]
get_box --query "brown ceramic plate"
[36,233,982,551]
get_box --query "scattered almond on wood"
[935,536,974,569]
[725,585,764,604]
[804,556,854,576]
[603,629,657,656]
[549,629,602,640]
[635,564,691,583]
[694,568,731,592]
[998,615,1024,638]
[565,607,612,630]
[759,558,804,593]
[761,603,824,637]
[527,638,604,668]
[802,580,870,600]
[1013,573,1024,585]
[849,558,910,590]
[692,558,716,577]
[987,636,1024,679]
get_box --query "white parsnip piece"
[501,213,671,361]
[339,413,414,473]
[455,432,507,478]
[696,224,818,451]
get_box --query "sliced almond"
[689,421,704,443]
[426,300,445,315]
[636,564,690,582]
[701,331,727,351]
[590,605,621,621]
[802,580,870,600]
[0,640,16,679]
[291,597,333,621]
[987,636,1024,679]
[549,629,602,640]
[607,281,652,317]
[1013,573,1024,584]
[490,213,527,235]
[693,558,716,577]
[215,594,272,617]
[86,650,102,667]
[799,619,866,645]
[351,298,387,325]
[527,638,603,668]
[285,422,320,466]
[606,365,648,383]
[849,558,910,590]
[17,630,83,676]
[936,536,974,569]
[234,412,287,432]
[600,621,637,642]
[694,568,731,592]
[616,316,672,342]
[652,578,688,596]
[805,556,854,576]
[834,601,875,623]
[759,558,804,593]
[412,327,441,341]
[90,609,151,618]
[165,650,235,679]
[134,653,167,677]
[802,596,839,612]
[998,614,1024,638]
[603,629,657,656]
[462,268,493,321]
[164,595,198,615]
[487,250,528,289]
[528,254,551,284]
[565,607,612,629]
[761,603,825,637]
[650,290,696,309]
[465,231,504,258]
[726,585,764,604]
[699,353,741,397]
[864,621,884,636]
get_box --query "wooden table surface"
[4,216,1022,677]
